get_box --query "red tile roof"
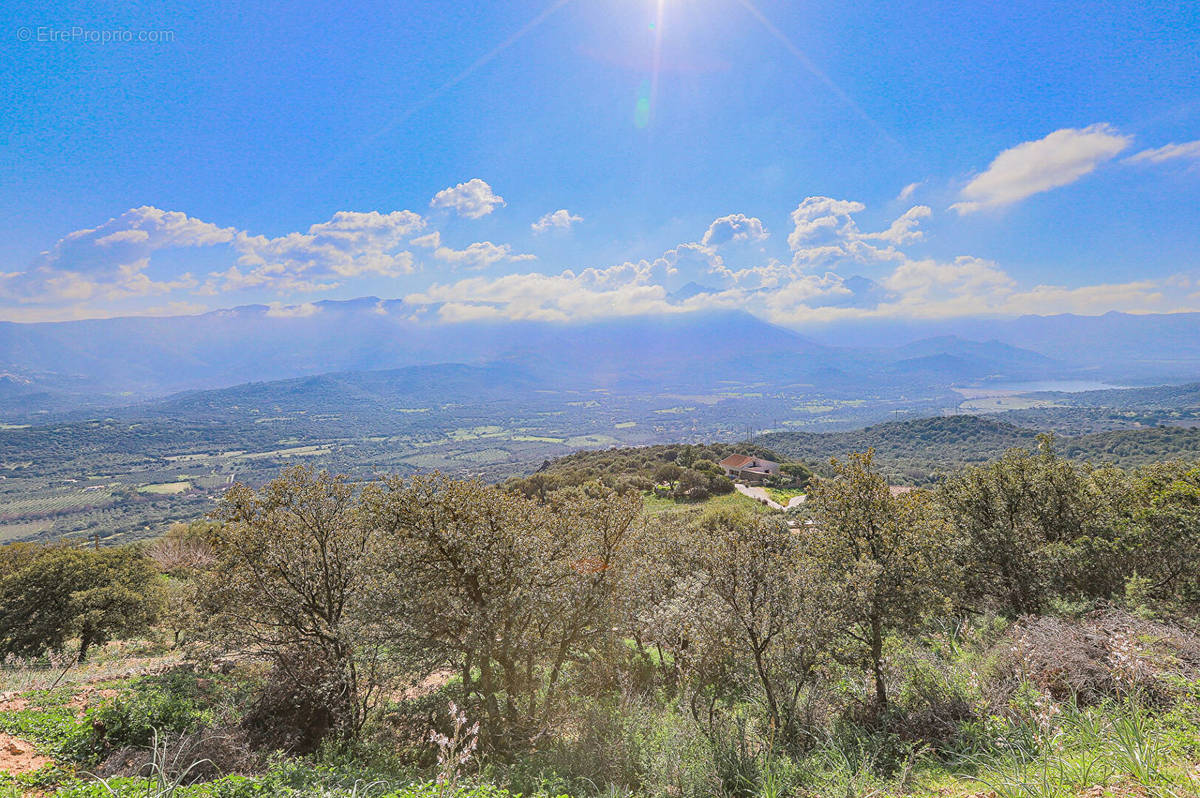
[719,454,780,473]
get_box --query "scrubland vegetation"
[505,442,811,503]
[1,437,1199,797]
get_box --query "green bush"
[87,672,215,755]
[0,704,93,761]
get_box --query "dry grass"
[0,640,184,695]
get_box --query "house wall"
[721,458,779,482]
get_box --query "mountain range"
[4,299,1200,419]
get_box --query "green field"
[137,481,192,495]
[639,489,770,516]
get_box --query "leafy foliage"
[364,475,640,750]
[505,442,790,502]
[0,544,164,661]
[204,467,389,742]
[808,451,957,710]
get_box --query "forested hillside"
[537,415,1200,488]
[756,415,1200,483]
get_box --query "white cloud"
[532,209,583,233]
[701,214,768,247]
[399,198,1199,325]
[0,260,200,306]
[2,206,436,307]
[230,209,424,288]
[7,186,1199,325]
[586,243,725,293]
[433,241,536,270]
[429,178,506,219]
[95,229,151,246]
[265,301,321,318]
[212,210,425,294]
[787,197,866,251]
[38,206,236,274]
[859,205,931,245]
[883,256,1016,304]
[407,271,684,323]
[202,265,339,296]
[1124,140,1200,165]
[0,206,231,305]
[787,198,926,268]
[896,182,922,201]
[951,124,1131,213]
[307,210,425,245]
[760,272,856,317]
[410,231,441,248]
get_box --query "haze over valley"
[5,300,1200,543]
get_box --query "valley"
[5,305,1200,543]
[4,354,1199,543]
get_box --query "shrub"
[0,703,93,761]
[89,672,214,757]
[0,544,165,662]
[886,650,976,748]
[991,609,1200,709]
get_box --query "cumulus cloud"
[227,209,424,291]
[201,265,339,296]
[414,276,622,322]
[787,197,865,251]
[1124,140,1200,165]
[0,206,231,304]
[951,124,1131,213]
[39,206,235,273]
[787,198,927,267]
[407,269,712,324]
[95,229,151,246]
[7,185,1198,325]
[2,205,434,310]
[701,214,768,247]
[433,241,536,270]
[429,178,506,218]
[532,209,583,233]
[399,197,1198,325]
[580,243,725,294]
[860,205,931,245]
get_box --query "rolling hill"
[755,415,1200,483]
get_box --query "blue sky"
[1,0,1198,324]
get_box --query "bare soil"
[0,730,52,775]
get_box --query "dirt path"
[734,483,805,510]
[0,731,52,775]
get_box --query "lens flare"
[635,0,666,130]
[634,81,652,128]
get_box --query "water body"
[985,380,1126,394]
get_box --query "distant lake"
[980,380,1125,394]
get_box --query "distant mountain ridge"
[4,298,1200,417]
[796,311,1200,380]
